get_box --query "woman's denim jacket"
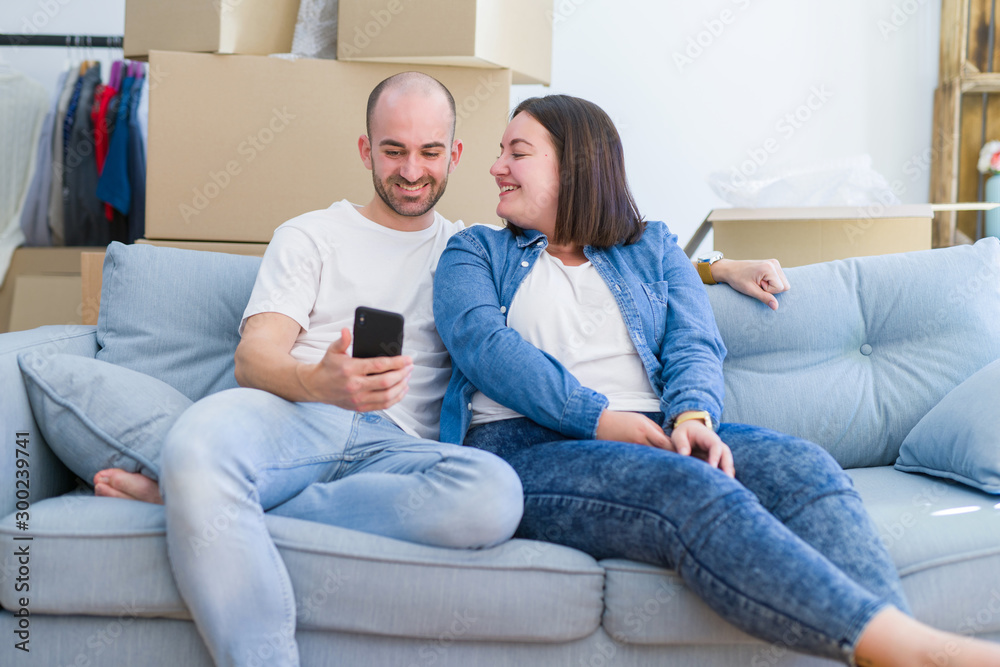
[433,221,727,445]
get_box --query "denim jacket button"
[521,261,529,267]
[860,344,873,356]
[500,306,507,314]
[467,403,473,410]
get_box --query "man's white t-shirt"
[241,200,464,440]
[472,250,660,425]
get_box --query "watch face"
[698,251,723,263]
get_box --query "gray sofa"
[2,238,1000,666]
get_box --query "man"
[104,72,524,667]
[92,72,788,666]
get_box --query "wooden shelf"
[930,0,1000,246]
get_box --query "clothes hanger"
[76,37,88,75]
[110,60,122,89]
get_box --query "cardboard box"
[124,0,299,59]
[337,0,553,85]
[81,252,104,326]
[0,247,104,333]
[146,51,511,243]
[9,276,83,332]
[708,205,933,267]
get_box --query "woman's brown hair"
[505,95,645,247]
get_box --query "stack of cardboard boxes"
[123,0,553,258]
[0,248,103,333]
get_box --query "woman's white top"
[471,250,660,426]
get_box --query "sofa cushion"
[895,358,1000,494]
[707,238,1000,468]
[601,467,1000,644]
[95,242,262,401]
[848,467,1000,634]
[0,495,605,642]
[0,325,98,519]
[17,352,191,484]
[601,559,756,646]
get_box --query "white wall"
[511,0,941,249]
[2,0,940,249]
[1,0,125,95]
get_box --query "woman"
[433,95,1000,666]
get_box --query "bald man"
[141,73,523,667]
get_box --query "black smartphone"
[352,307,405,358]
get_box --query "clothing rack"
[0,34,123,49]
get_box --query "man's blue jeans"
[159,387,523,667]
[465,417,910,664]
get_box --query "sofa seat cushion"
[602,467,1000,644]
[601,559,757,646]
[707,239,1000,469]
[0,493,604,642]
[848,467,1000,634]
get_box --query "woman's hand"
[669,420,736,477]
[710,258,789,311]
[596,410,671,449]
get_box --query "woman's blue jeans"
[465,417,911,664]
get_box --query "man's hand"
[596,410,671,449]
[710,258,789,311]
[669,418,735,477]
[298,328,413,412]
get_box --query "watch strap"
[696,261,717,285]
[672,410,713,429]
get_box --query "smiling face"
[490,111,561,236]
[360,85,462,229]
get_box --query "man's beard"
[372,172,448,218]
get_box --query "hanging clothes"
[61,68,85,166]
[136,65,148,153]
[92,79,115,173]
[48,66,80,247]
[19,68,68,247]
[64,63,107,247]
[126,66,147,243]
[0,68,48,287]
[96,70,135,217]
[102,84,121,222]
[94,60,121,222]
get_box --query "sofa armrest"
[0,326,98,519]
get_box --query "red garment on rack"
[92,82,117,220]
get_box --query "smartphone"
[352,307,405,358]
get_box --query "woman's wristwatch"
[696,251,723,285]
[671,410,713,430]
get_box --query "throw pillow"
[895,358,1000,494]
[95,241,262,401]
[17,352,192,485]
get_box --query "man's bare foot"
[93,469,163,504]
